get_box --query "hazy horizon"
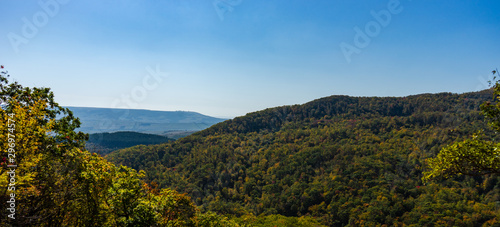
[1,1,499,117]
[64,88,493,119]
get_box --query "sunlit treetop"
[0,65,88,155]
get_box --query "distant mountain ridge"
[65,106,226,135]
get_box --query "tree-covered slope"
[1,68,235,226]
[86,131,174,155]
[106,90,500,226]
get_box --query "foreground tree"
[0,66,219,226]
[0,65,91,225]
[423,69,500,181]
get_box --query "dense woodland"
[0,70,258,226]
[86,131,174,155]
[2,63,500,225]
[107,89,500,226]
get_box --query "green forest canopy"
[2,63,500,226]
[0,66,267,226]
[86,131,174,155]
[107,89,500,226]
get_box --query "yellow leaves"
[376,195,388,202]
[0,98,54,189]
[422,133,500,183]
[138,169,146,178]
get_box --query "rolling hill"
[65,107,226,136]
[106,89,500,226]
[86,131,174,155]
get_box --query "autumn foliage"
[2,64,500,226]
[0,67,220,226]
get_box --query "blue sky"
[1,0,499,118]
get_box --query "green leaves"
[0,67,207,226]
[423,134,500,182]
[107,89,500,226]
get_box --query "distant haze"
[66,106,226,135]
[1,1,499,117]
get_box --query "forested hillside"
[86,131,174,155]
[107,89,500,226]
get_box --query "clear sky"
[1,0,499,118]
